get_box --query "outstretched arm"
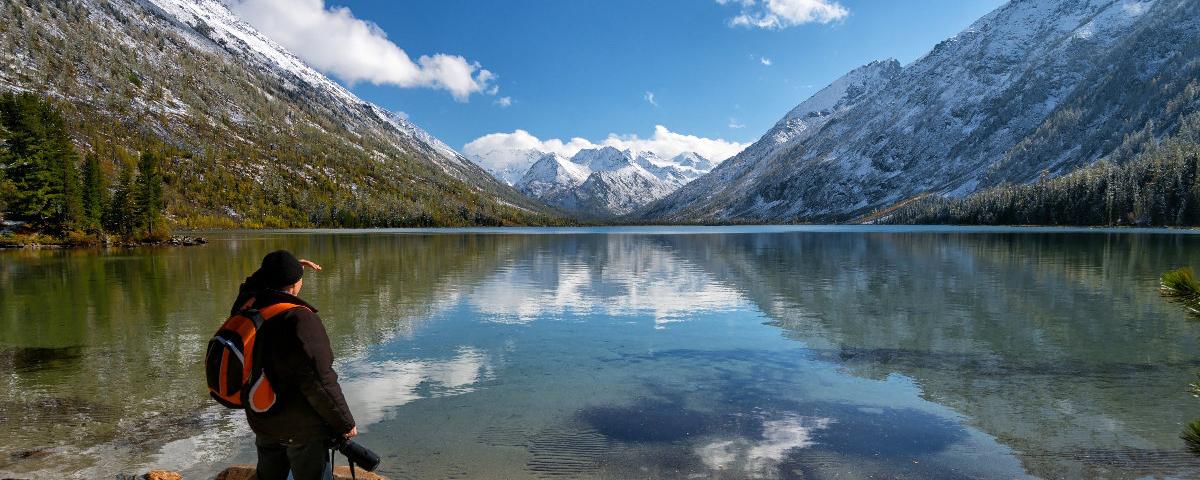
[299,259,322,271]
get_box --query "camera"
[330,437,381,472]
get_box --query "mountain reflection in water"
[2,227,1200,479]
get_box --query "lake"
[3,226,1200,479]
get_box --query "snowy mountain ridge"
[516,153,590,198]
[637,58,902,220]
[504,146,717,217]
[143,0,471,173]
[0,0,556,225]
[640,0,1200,223]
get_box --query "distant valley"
[470,147,717,218]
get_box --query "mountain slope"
[637,59,902,221]
[0,0,559,227]
[640,0,1200,223]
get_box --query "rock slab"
[216,464,386,480]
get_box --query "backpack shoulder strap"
[258,302,308,320]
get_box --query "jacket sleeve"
[230,273,264,316]
[291,310,356,435]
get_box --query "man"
[232,250,357,480]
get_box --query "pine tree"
[0,122,11,221]
[0,92,84,234]
[54,132,84,233]
[134,150,165,240]
[105,162,135,238]
[80,151,105,232]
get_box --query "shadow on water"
[579,395,734,443]
[575,349,970,479]
[0,346,84,373]
[809,345,1200,379]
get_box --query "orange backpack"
[204,302,306,413]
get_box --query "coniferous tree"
[80,151,105,232]
[134,150,165,239]
[105,162,136,238]
[55,136,84,233]
[0,122,11,221]
[0,92,83,233]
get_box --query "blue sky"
[229,0,1004,163]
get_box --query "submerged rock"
[166,236,208,246]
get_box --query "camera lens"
[336,439,381,472]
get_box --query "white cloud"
[462,129,597,173]
[760,56,773,66]
[728,118,746,129]
[602,125,748,162]
[224,0,496,101]
[463,126,750,173]
[721,0,849,29]
[494,96,513,108]
[644,91,658,107]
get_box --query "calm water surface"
[3,226,1200,479]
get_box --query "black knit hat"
[257,250,304,289]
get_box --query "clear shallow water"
[3,227,1200,479]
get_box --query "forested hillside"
[0,93,172,244]
[0,0,562,231]
[880,113,1200,226]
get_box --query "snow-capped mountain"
[470,148,547,186]
[0,0,554,226]
[516,153,590,198]
[547,165,679,217]
[640,0,1200,223]
[670,152,716,172]
[634,152,706,186]
[572,147,634,172]
[506,146,717,217]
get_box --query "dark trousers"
[255,434,332,480]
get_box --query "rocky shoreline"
[0,235,208,249]
[115,465,386,480]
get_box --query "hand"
[344,426,357,439]
[299,259,322,271]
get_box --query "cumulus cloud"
[728,118,746,129]
[224,0,496,101]
[760,56,773,66]
[462,129,597,172]
[721,0,849,29]
[463,126,750,173]
[644,91,658,107]
[494,96,513,108]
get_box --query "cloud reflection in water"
[338,346,491,427]
[468,240,746,326]
[696,415,833,477]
